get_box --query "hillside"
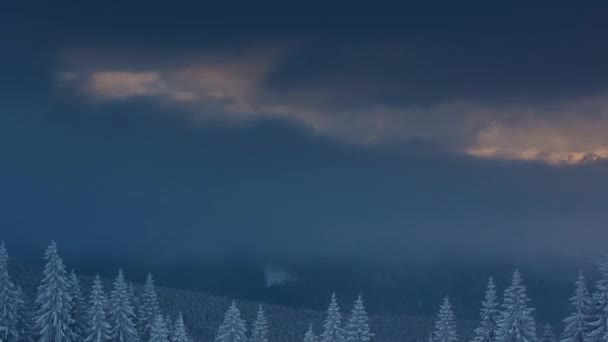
[9,262,477,342]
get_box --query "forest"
[0,241,606,342]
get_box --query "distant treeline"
[0,241,606,342]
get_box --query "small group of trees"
[214,292,374,342]
[298,292,374,342]
[428,259,608,342]
[0,241,191,342]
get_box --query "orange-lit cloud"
[89,71,166,98]
[58,50,608,165]
[466,96,608,164]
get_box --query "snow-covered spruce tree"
[304,323,318,342]
[586,259,608,342]
[321,293,346,342]
[345,294,374,342]
[128,283,141,338]
[140,274,160,341]
[433,297,457,342]
[562,270,591,342]
[472,277,500,342]
[109,269,138,342]
[16,286,37,342]
[165,314,173,340]
[250,305,269,342]
[85,275,111,342]
[171,313,190,342]
[0,241,22,342]
[541,325,557,342]
[149,314,170,342]
[495,270,537,342]
[68,270,86,341]
[215,301,247,342]
[35,241,75,342]
[128,283,144,339]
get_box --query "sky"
[2,2,608,267]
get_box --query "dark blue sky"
[2,2,608,266]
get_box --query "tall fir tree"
[215,301,247,342]
[126,284,140,337]
[495,270,537,342]
[304,323,318,342]
[86,275,111,342]
[149,314,170,342]
[472,277,500,342]
[250,305,269,342]
[17,286,37,342]
[165,314,173,341]
[128,283,144,339]
[433,297,457,342]
[562,270,591,342]
[321,293,346,342]
[35,241,75,342]
[140,274,160,341]
[345,294,374,342]
[109,269,138,342]
[0,241,22,342]
[586,259,608,342]
[68,270,86,341]
[171,313,190,342]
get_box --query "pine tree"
[562,270,591,342]
[171,313,190,342]
[35,241,75,342]
[433,297,457,342]
[109,270,138,342]
[345,294,374,342]
[472,277,500,342]
[595,265,608,342]
[149,314,170,342]
[250,305,269,342]
[85,275,111,342]
[321,293,345,342]
[68,270,86,341]
[304,323,318,342]
[140,274,160,341]
[129,283,144,339]
[495,270,537,342]
[0,241,22,342]
[215,301,247,342]
[541,325,557,342]
[126,284,140,336]
[17,287,37,342]
[586,259,608,342]
[165,314,173,341]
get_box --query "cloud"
[61,47,276,112]
[468,122,608,165]
[58,48,608,165]
[88,71,166,98]
[466,96,608,164]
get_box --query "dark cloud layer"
[2,2,608,265]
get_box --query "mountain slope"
[9,262,477,342]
